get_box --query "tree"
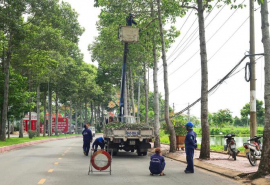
[254,0,270,178]
[156,0,177,152]
[212,109,233,130]
[240,100,265,119]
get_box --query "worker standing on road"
[149,148,166,176]
[82,124,92,156]
[92,137,105,152]
[184,122,197,173]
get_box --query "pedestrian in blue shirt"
[149,148,166,176]
[82,124,92,156]
[184,122,197,173]
[92,137,105,152]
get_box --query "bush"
[28,130,37,139]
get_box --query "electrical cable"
[157,2,245,81]
[166,16,250,94]
[172,54,264,118]
[150,2,220,78]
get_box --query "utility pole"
[250,0,256,137]
[137,77,141,124]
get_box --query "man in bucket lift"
[126,13,137,26]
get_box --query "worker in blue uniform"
[149,148,166,176]
[92,137,105,152]
[82,124,92,156]
[126,13,137,26]
[184,122,197,173]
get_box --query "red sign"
[91,150,111,171]
[23,120,41,132]
[52,117,68,133]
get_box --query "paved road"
[0,137,240,185]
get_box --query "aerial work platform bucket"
[119,26,139,43]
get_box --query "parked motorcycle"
[243,136,262,166]
[224,134,239,160]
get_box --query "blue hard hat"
[185,122,194,129]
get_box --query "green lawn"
[160,131,246,153]
[0,134,81,147]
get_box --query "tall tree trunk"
[75,104,77,134]
[144,62,149,125]
[36,84,40,136]
[28,76,32,131]
[151,3,160,148]
[84,100,88,125]
[130,67,135,116]
[48,88,52,136]
[64,105,67,117]
[80,101,83,129]
[124,73,128,116]
[94,102,96,125]
[69,99,72,132]
[255,0,270,177]
[197,0,210,159]
[90,101,93,125]
[126,72,130,116]
[55,91,58,135]
[1,49,11,141]
[19,115,23,138]
[43,91,47,137]
[29,110,32,132]
[137,77,141,124]
[156,0,176,152]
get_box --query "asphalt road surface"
[0,137,240,185]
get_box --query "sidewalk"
[150,143,270,184]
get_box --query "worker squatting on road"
[184,122,197,173]
[82,124,93,156]
[149,148,166,176]
[92,137,105,152]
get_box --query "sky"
[63,0,266,118]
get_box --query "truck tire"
[142,152,147,156]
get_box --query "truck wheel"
[137,152,142,156]
[142,152,147,156]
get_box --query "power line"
[165,15,250,95]
[171,53,264,118]
[150,2,220,78]
[166,10,195,61]
[157,1,246,81]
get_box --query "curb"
[0,136,82,154]
[148,148,242,179]
[149,148,270,184]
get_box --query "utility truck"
[103,16,154,156]
[103,116,154,156]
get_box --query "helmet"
[185,122,193,129]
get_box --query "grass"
[160,131,246,153]
[0,134,81,147]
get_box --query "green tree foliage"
[212,109,233,130]
[240,99,265,119]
